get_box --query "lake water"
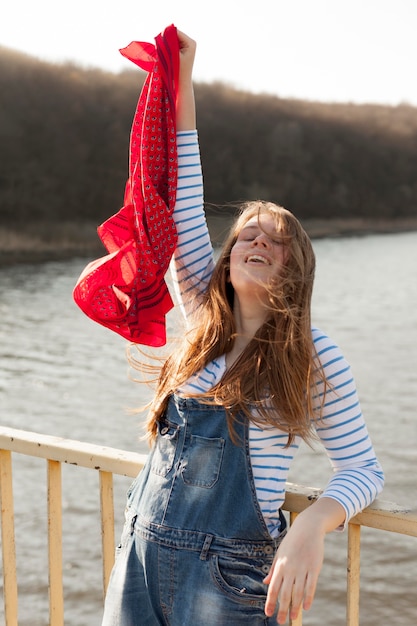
[1,231,417,625]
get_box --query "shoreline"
[1,216,417,268]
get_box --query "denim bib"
[129,394,285,551]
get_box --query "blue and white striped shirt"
[170,130,384,536]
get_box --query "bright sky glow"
[2,0,417,106]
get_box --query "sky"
[1,0,417,106]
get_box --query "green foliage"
[1,46,416,226]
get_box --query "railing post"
[99,470,115,596]
[47,459,64,626]
[346,522,361,626]
[0,449,18,626]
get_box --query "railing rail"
[1,425,416,626]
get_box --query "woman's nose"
[252,233,269,247]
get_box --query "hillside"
[1,46,417,263]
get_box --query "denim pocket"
[151,419,179,477]
[210,555,268,603]
[182,435,225,488]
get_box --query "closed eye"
[238,227,260,241]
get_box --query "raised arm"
[176,31,197,131]
[170,31,215,322]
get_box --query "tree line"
[1,45,416,228]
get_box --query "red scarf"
[73,25,179,346]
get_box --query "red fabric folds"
[73,25,180,346]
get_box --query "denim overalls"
[102,395,287,625]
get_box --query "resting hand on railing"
[264,497,346,624]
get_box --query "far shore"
[1,216,417,268]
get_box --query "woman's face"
[229,212,288,303]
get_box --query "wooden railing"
[1,425,416,626]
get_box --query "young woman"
[101,31,384,625]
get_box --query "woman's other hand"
[264,498,345,624]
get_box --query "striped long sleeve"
[312,328,384,526]
[170,130,214,321]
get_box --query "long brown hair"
[133,201,325,445]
